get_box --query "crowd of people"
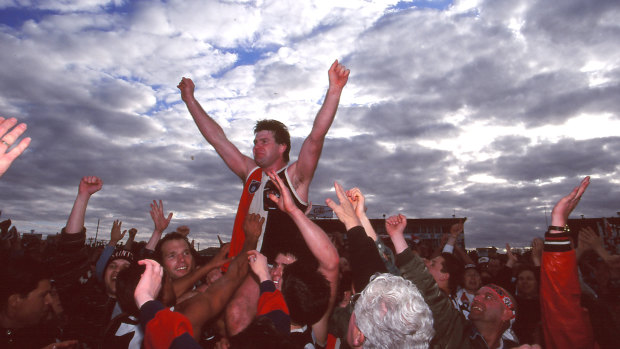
[1,59,618,349]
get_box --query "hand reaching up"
[325,181,361,230]
[0,116,31,178]
[150,200,173,235]
[78,176,103,197]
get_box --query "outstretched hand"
[150,200,173,234]
[505,243,518,268]
[135,259,164,309]
[328,60,350,90]
[0,117,31,179]
[325,181,361,230]
[78,176,103,197]
[267,170,299,215]
[550,176,590,227]
[110,219,127,244]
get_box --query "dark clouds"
[0,0,619,249]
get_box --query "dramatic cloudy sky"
[1,0,618,249]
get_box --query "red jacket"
[540,233,599,349]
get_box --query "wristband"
[547,224,570,233]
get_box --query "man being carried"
[177,60,350,262]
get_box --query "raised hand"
[505,243,518,268]
[550,176,590,227]
[247,250,270,282]
[176,225,190,237]
[266,170,299,215]
[450,221,464,238]
[385,214,408,254]
[243,213,265,241]
[128,228,138,239]
[110,219,127,245]
[328,60,350,90]
[0,116,31,178]
[135,259,164,309]
[385,214,407,238]
[150,200,173,234]
[345,187,367,218]
[177,77,196,103]
[325,181,361,230]
[78,176,103,197]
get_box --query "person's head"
[348,273,434,348]
[253,119,291,166]
[469,284,517,333]
[423,253,463,295]
[0,257,52,328]
[515,267,538,298]
[116,262,176,317]
[104,249,134,298]
[462,265,482,293]
[487,256,502,276]
[155,232,196,280]
[269,251,298,291]
[281,260,330,326]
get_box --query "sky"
[0,0,619,249]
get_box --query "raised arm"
[145,200,172,252]
[385,214,409,254]
[124,228,137,251]
[541,176,596,349]
[178,78,254,180]
[171,244,231,299]
[345,187,377,240]
[65,176,103,234]
[179,213,261,340]
[326,182,387,292]
[268,171,339,345]
[0,116,31,178]
[95,219,127,281]
[293,60,349,187]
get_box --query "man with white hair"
[326,182,434,348]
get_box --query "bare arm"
[180,214,262,340]
[292,61,349,188]
[0,116,31,179]
[172,244,231,298]
[385,214,409,254]
[65,176,103,234]
[178,78,254,180]
[268,171,339,345]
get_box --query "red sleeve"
[540,241,598,349]
[143,308,194,349]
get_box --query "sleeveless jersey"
[227,166,312,264]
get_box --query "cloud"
[1,0,618,250]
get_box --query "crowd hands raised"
[2,168,616,348]
[1,70,618,349]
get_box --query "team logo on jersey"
[248,180,261,194]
